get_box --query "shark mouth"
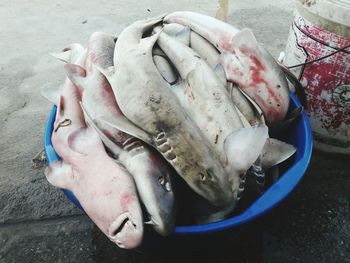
[108,212,137,248]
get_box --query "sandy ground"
[0,0,349,262]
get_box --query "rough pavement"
[0,0,349,262]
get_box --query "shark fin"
[140,30,162,51]
[49,43,85,63]
[174,26,191,46]
[96,115,152,145]
[64,64,86,87]
[237,86,265,124]
[40,84,62,105]
[213,63,227,85]
[233,104,251,128]
[224,125,268,174]
[50,50,72,63]
[44,161,74,190]
[80,102,123,157]
[260,138,296,170]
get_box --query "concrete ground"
[0,0,349,262]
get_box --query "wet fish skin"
[156,31,268,192]
[164,11,239,48]
[65,32,176,236]
[164,11,290,126]
[218,33,290,126]
[156,31,241,159]
[226,83,258,125]
[104,16,233,207]
[153,54,178,84]
[190,31,220,68]
[46,75,143,249]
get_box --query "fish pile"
[42,12,299,249]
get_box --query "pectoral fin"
[260,138,296,170]
[233,104,251,128]
[213,63,227,85]
[50,50,72,63]
[64,64,86,87]
[81,103,123,156]
[224,125,268,174]
[96,115,152,145]
[40,84,62,105]
[237,86,265,124]
[49,43,85,63]
[44,161,74,190]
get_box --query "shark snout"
[108,212,143,249]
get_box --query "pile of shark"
[42,12,300,249]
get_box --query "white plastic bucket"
[283,0,350,154]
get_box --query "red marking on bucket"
[284,7,350,154]
[294,19,350,131]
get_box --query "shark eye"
[165,182,171,192]
[199,173,206,181]
[158,176,165,185]
[206,169,215,181]
[158,175,172,192]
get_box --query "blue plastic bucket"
[44,93,312,252]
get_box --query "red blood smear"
[120,192,135,211]
[250,56,280,102]
[247,53,284,121]
[219,38,234,52]
[215,31,234,53]
[100,80,123,115]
